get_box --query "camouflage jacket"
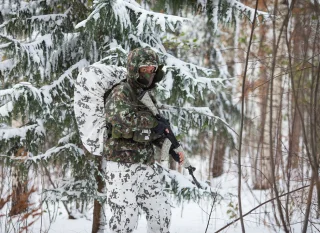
[104,81,162,164]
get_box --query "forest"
[0,0,319,232]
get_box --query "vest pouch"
[112,126,123,139]
[122,130,134,139]
[133,129,152,142]
[112,126,133,139]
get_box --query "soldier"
[104,47,184,233]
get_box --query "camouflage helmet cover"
[126,47,159,89]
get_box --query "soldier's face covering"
[138,65,157,88]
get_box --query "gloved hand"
[169,145,180,163]
[156,114,170,126]
[152,120,168,136]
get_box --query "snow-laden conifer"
[0,0,262,225]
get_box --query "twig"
[40,161,71,217]
[205,191,218,233]
[215,183,312,232]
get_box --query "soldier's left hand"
[178,151,184,165]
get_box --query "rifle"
[139,91,202,189]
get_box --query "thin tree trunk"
[208,134,215,180]
[302,173,315,233]
[237,1,260,232]
[288,105,301,170]
[92,156,106,233]
[212,135,225,178]
[251,2,271,190]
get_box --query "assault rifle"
[139,91,202,189]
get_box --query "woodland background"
[0,0,319,232]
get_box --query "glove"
[149,65,164,89]
[152,120,168,136]
[169,145,180,163]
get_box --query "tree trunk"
[9,147,28,216]
[288,105,301,171]
[208,134,215,180]
[212,135,225,178]
[251,20,272,190]
[92,156,106,233]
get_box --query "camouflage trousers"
[104,161,171,233]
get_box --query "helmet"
[126,47,159,89]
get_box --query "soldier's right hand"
[152,120,168,136]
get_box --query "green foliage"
[227,201,239,219]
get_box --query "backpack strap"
[122,81,138,102]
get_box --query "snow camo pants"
[104,161,171,233]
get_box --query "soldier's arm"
[105,85,158,133]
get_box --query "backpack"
[74,64,127,155]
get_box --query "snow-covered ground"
[1,177,274,233]
[0,157,309,233]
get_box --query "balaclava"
[126,47,159,92]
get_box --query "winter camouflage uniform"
[104,162,171,233]
[104,47,171,233]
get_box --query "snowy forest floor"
[0,156,313,233]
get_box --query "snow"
[0,0,315,232]
[0,122,45,148]
[311,0,320,4]
[156,52,221,101]
[0,157,291,233]
[0,129,311,233]
[0,59,14,74]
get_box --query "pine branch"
[157,163,215,202]
[40,161,72,217]
[158,104,237,135]
[2,143,84,162]
[0,59,88,119]
[207,0,270,32]
[123,0,191,31]
[0,121,45,156]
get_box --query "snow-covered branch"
[0,59,88,118]
[207,0,270,32]
[157,163,216,203]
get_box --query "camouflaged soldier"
[104,47,184,233]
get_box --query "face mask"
[137,65,157,88]
[137,72,156,87]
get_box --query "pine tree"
[0,0,264,231]
[0,0,92,220]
